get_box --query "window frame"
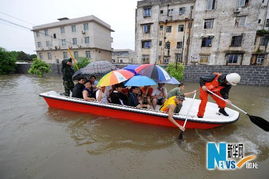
[204,19,214,29]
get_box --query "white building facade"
[32,16,114,63]
[112,49,136,64]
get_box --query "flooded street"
[0,74,268,179]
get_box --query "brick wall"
[184,65,269,86]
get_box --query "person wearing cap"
[197,72,241,118]
[160,95,185,132]
[61,58,74,96]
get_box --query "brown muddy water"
[0,74,268,179]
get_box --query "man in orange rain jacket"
[197,73,241,118]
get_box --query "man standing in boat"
[160,95,185,132]
[61,58,75,96]
[197,72,241,118]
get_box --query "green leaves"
[166,63,184,81]
[75,57,91,71]
[0,47,17,75]
[28,58,51,77]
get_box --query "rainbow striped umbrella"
[97,69,134,87]
[135,64,171,81]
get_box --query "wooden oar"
[178,92,197,140]
[67,48,79,71]
[207,89,269,132]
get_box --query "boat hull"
[40,91,239,129]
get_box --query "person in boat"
[110,84,128,105]
[160,95,185,132]
[72,77,86,99]
[167,83,196,113]
[61,58,74,96]
[96,86,109,103]
[89,75,98,92]
[140,85,153,106]
[82,80,96,101]
[197,72,241,118]
[152,83,167,110]
[127,86,149,109]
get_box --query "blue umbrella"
[123,64,139,74]
[125,75,157,87]
[158,77,180,85]
[135,64,171,81]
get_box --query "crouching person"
[160,95,185,132]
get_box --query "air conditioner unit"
[234,8,241,14]
[82,31,86,34]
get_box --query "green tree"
[166,63,185,81]
[75,57,91,71]
[28,58,51,77]
[0,47,17,75]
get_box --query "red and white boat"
[40,91,239,129]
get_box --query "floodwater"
[0,74,268,179]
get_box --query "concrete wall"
[184,65,269,86]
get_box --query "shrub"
[28,58,51,77]
[166,63,185,81]
[0,47,17,75]
[75,57,91,70]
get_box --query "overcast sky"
[0,0,138,54]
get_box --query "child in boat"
[152,83,167,110]
[82,80,96,101]
[160,95,185,132]
[140,86,153,107]
[96,86,110,104]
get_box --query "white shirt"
[152,87,167,99]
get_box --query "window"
[160,25,163,30]
[83,23,89,31]
[48,52,52,60]
[44,29,48,36]
[257,55,265,65]
[260,36,269,46]
[178,25,184,32]
[53,34,56,39]
[63,52,68,59]
[204,19,214,29]
[72,38,77,45]
[165,41,171,49]
[85,51,91,58]
[266,19,269,27]
[168,9,173,16]
[236,0,249,8]
[201,37,213,47]
[160,10,163,14]
[142,55,150,63]
[46,41,50,47]
[179,7,186,15]
[175,53,183,63]
[60,26,65,33]
[159,41,162,46]
[200,55,209,64]
[226,53,243,64]
[36,31,39,37]
[177,41,183,48]
[61,39,66,46]
[143,24,151,33]
[37,42,41,48]
[85,36,90,44]
[71,25,76,32]
[163,57,169,64]
[235,16,246,27]
[74,51,79,58]
[143,7,151,17]
[39,53,43,59]
[206,0,216,10]
[142,40,151,48]
[166,26,172,32]
[231,35,243,47]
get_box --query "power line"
[0,11,35,25]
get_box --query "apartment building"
[136,0,269,66]
[135,0,194,64]
[32,15,114,63]
[112,49,136,64]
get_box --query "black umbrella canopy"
[72,60,116,80]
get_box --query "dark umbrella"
[72,60,116,80]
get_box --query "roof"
[32,15,114,32]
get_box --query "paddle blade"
[178,131,184,140]
[248,115,269,132]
